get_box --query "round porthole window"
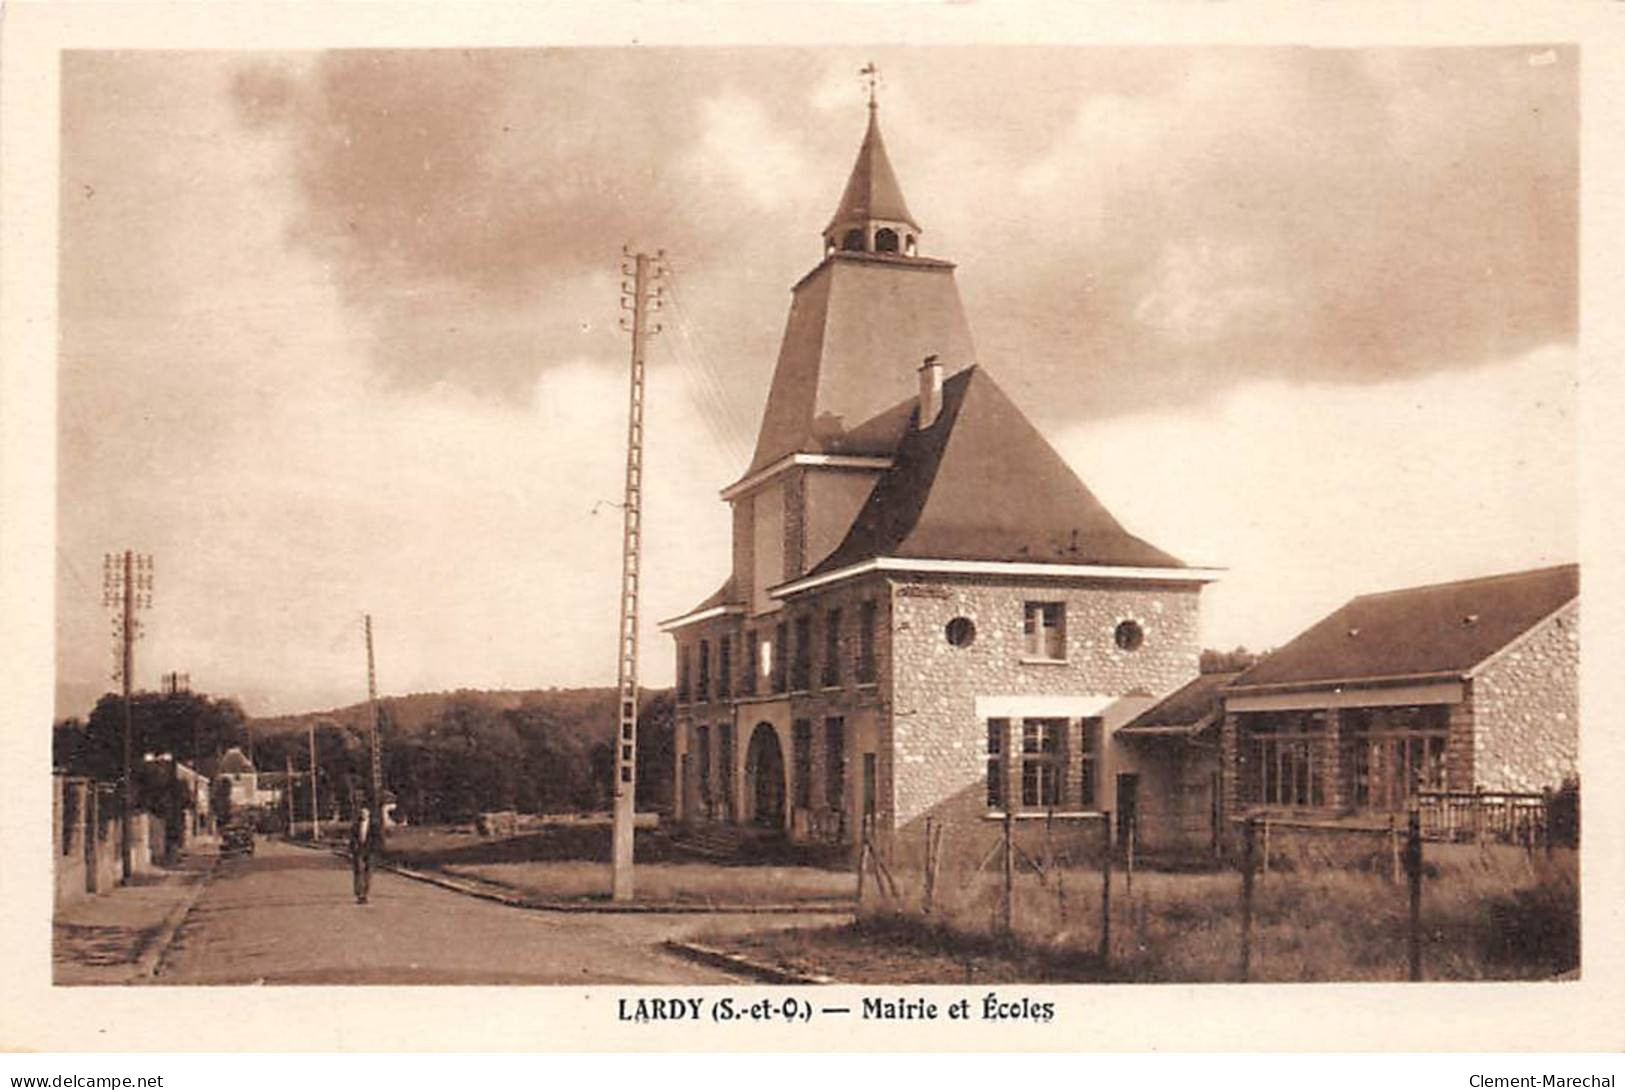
[1114,619,1145,652]
[945,617,976,647]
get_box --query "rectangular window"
[857,599,878,683]
[1079,717,1100,809]
[742,630,758,695]
[986,719,1007,810]
[696,725,711,805]
[678,645,691,703]
[772,621,789,693]
[717,635,732,699]
[822,608,842,687]
[718,723,735,819]
[792,615,813,691]
[697,639,711,702]
[1023,602,1066,660]
[1250,711,1327,807]
[1020,718,1064,809]
[793,720,813,810]
[824,717,846,813]
[1351,705,1449,810]
[862,753,878,823]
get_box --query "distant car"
[221,820,255,857]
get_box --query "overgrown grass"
[834,842,1578,982]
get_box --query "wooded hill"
[246,687,676,824]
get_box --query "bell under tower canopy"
[823,101,921,258]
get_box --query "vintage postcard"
[3,0,1623,1055]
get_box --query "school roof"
[809,365,1185,574]
[1230,564,1579,690]
[1116,671,1241,737]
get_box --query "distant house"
[175,761,211,833]
[1219,564,1579,827]
[216,746,259,809]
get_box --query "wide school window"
[1021,718,1065,808]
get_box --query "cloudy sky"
[56,45,1577,718]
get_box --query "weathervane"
[860,61,879,109]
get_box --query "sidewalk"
[52,844,218,985]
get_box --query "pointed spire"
[826,103,919,235]
[823,69,921,257]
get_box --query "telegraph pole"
[103,550,151,885]
[308,721,321,840]
[363,614,383,837]
[610,248,663,901]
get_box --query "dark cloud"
[228,47,1577,419]
[228,50,832,402]
[955,46,1577,422]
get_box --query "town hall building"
[659,99,1219,852]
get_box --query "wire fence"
[854,802,1578,982]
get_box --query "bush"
[1547,776,1579,849]
[1482,870,1578,974]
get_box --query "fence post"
[1473,788,1485,850]
[1001,809,1014,937]
[1543,789,1553,858]
[1406,807,1422,982]
[1389,813,1400,882]
[1099,810,1112,966]
[1124,815,1134,900]
[923,817,935,916]
[1240,816,1256,982]
[855,822,869,914]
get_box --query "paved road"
[156,838,829,985]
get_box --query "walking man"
[349,785,378,904]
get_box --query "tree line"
[52,687,674,825]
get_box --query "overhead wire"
[656,256,756,470]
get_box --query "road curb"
[282,837,853,916]
[389,860,852,915]
[132,854,219,983]
[662,940,836,985]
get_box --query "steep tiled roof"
[747,253,976,474]
[809,366,1185,574]
[664,576,741,626]
[1232,564,1579,689]
[693,576,737,611]
[1117,672,1240,736]
[826,107,918,232]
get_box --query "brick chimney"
[917,354,943,429]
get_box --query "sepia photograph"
[40,40,1583,990]
[5,3,1622,1061]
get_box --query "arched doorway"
[745,722,786,829]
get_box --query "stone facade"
[1469,601,1579,792]
[888,576,1200,832]
[672,571,1205,854]
[1215,600,1578,854]
[664,104,1213,856]
[672,572,895,844]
